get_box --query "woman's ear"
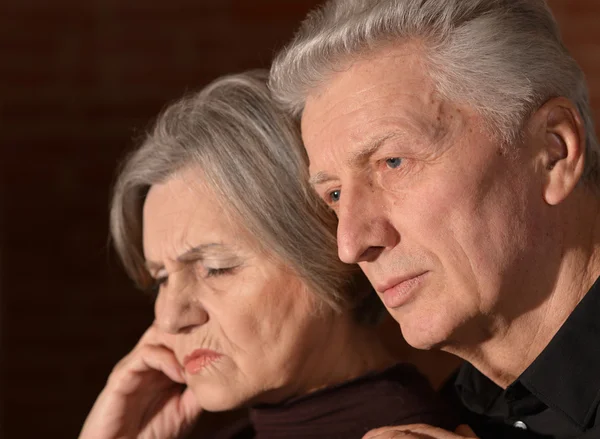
[533,97,586,206]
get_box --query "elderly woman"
[79,71,456,439]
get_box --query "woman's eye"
[150,276,168,295]
[205,267,235,278]
[328,189,341,203]
[385,158,403,169]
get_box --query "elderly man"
[270,0,600,438]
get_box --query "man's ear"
[532,97,586,206]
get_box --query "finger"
[364,425,423,438]
[363,427,410,439]
[364,424,472,439]
[363,430,418,439]
[111,344,185,392]
[127,345,185,383]
[455,425,477,438]
[133,324,172,350]
[179,386,203,424]
[397,424,462,438]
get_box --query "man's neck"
[448,190,600,388]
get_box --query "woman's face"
[142,166,339,411]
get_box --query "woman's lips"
[183,349,222,374]
[380,272,428,309]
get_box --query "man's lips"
[376,272,428,308]
[183,349,222,374]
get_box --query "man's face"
[302,45,549,350]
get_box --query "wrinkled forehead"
[142,167,250,260]
[300,45,452,172]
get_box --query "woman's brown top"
[211,362,458,438]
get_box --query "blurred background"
[0,0,598,437]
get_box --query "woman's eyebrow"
[145,243,231,273]
[177,243,230,262]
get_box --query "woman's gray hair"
[270,0,600,185]
[110,70,382,321]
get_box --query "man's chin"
[394,316,452,351]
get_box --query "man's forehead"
[302,89,444,155]
[302,45,435,129]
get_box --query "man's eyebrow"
[348,133,397,168]
[309,171,336,186]
[308,133,399,187]
[145,243,229,273]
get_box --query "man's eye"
[386,158,403,169]
[328,189,341,203]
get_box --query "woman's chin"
[189,385,248,412]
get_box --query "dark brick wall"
[0,1,323,437]
[0,1,598,438]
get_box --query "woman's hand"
[79,325,202,439]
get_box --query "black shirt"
[450,275,600,438]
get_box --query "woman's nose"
[154,273,209,334]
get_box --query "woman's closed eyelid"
[149,264,238,293]
[148,268,168,288]
[205,266,237,277]
[148,275,167,299]
[201,256,241,268]
[200,261,242,278]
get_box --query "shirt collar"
[455,275,600,430]
[518,275,600,429]
[454,363,504,416]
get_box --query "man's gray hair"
[270,0,600,184]
[110,70,382,321]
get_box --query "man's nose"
[336,184,399,264]
[154,272,209,335]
